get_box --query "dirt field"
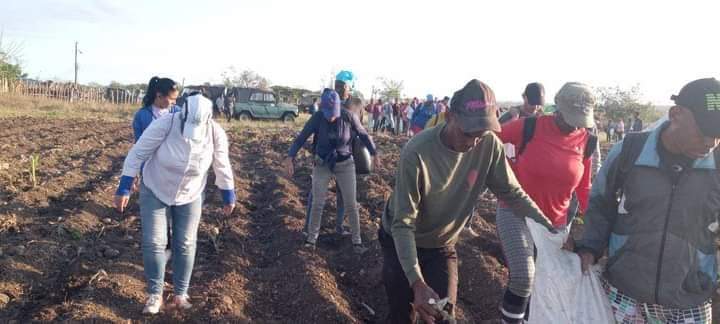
[1,112,718,323]
[0,115,510,323]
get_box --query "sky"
[2,0,720,105]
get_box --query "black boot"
[500,289,529,324]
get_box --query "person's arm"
[287,113,319,158]
[592,139,602,177]
[485,137,554,231]
[577,156,592,213]
[116,114,173,196]
[576,142,623,260]
[132,110,144,143]
[496,118,524,146]
[210,122,235,205]
[390,152,425,286]
[350,112,377,155]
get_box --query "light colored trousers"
[306,157,361,245]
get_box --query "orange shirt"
[497,116,592,226]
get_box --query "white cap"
[182,95,213,141]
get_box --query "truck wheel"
[281,113,295,123]
[239,112,251,121]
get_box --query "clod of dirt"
[101,246,120,258]
[101,218,113,225]
[8,245,25,256]
[0,293,9,307]
[222,296,234,306]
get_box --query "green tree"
[595,85,661,126]
[0,31,24,80]
[221,66,270,89]
[378,77,404,101]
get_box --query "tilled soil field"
[1,116,717,323]
[0,117,507,323]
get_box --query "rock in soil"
[103,247,120,258]
[8,245,26,256]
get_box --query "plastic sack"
[525,219,615,324]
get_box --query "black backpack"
[516,117,598,160]
[340,110,373,174]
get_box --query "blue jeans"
[304,183,345,233]
[140,183,202,296]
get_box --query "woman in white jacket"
[114,93,235,314]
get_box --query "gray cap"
[555,82,595,128]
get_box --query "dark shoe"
[336,227,351,236]
[353,244,368,254]
[303,241,316,250]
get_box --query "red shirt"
[497,116,592,227]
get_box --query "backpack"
[605,130,720,209]
[341,109,372,174]
[516,117,598,160]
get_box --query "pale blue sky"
[2,0,719,104]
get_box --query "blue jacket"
[577,123,720,307]
[410,103,436,129]
[288,110,376,169]
[132,105,181,142]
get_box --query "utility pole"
[74,41,78,86]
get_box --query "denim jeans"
[304,184,344,233]
[140,183,202,296]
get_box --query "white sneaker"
[171,294,192,310]
[142,294,163,315]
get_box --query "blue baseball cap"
[320,88,341,120]
[426,94,434,102]
[335,70,356,89]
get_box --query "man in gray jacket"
[577,78,720,323]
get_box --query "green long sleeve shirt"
[382,125,552,286]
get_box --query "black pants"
[379,228,458,324]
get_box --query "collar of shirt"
[151,105,170,119]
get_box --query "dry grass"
[0,93,136,121]
[0,93,310,131]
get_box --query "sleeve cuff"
[116,175,134,196]
[405,266,424,288]
[221,189,236,205]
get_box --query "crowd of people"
[113,72,720,324]
[605,112,644,142]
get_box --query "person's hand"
[222,204,235,216]
[411,280,440,324]
[114,195,129,213]
[578,251,596,273]
[533,105,544,115]
[282,157,294,178]
[132,177,140,193]
[562,236,575,251]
